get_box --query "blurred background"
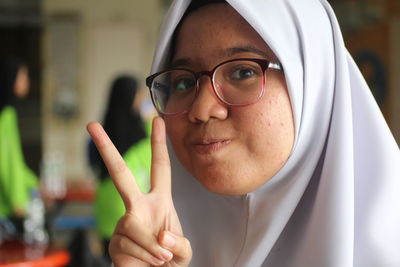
[0,0,399,265]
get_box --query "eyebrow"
[224,46,271,59]
[171,58,192,69]
[170,45,275,68]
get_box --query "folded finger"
[159,230,192,266]
[115,213,173,263]
[110,234,166,266]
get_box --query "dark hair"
[89,75,147,180]
[185,0,227,14]
[0,56,26,111]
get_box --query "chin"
[194,172,255,196]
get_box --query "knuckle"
[152,155,170,166]
[118,235,130,251]
[109,234,124,253]
[116,216,132,234]
[113,159,128,174]
[109,235,133,265]
[179,237,193,258]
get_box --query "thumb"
[159,231,192,266]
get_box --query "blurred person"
[88,75,151,263]
[0,56,38,235]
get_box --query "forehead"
[182,3,244,29]
[172,4,277,64]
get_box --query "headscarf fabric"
[150,0,400,266]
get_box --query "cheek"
[242,87,294,167]
[238,114,280,163]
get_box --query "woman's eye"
[231,68,256,80]
[172,78,195,92]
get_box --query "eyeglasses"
[146,58,282,115]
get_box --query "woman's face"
[165,4,294,195]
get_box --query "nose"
[188,75,228,123]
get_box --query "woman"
[0,56,38,231]
[88,75,148,262]
[87,0,400,266]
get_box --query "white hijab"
[150,0,400,266]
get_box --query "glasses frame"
[146,58,283,115]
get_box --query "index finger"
[87,121,140,210]
[150,117,171,194]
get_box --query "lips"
[191,139,231,154]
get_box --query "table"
[0,239,70,267]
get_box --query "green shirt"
[94,121,152,238]
[0,106,38,217]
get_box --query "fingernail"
[151,256,165,266]
[162,233,176,248]
[160,248,173,261]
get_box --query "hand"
[87,117,192,266]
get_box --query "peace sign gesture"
[87,117,192,266]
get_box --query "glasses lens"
[214,60,264,105]
[150,70,197,114]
